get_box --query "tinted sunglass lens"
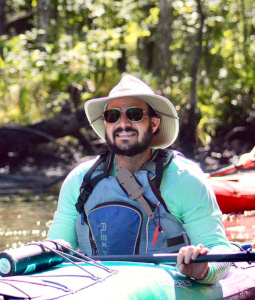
[126,107,144,122]
[104,109,120,123]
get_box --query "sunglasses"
[103,107,149,124]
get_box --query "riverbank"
[0,143,242,198]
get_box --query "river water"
[0,195,58,250]
[1,196,255,251]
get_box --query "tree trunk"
[153,0,174,79]
[0,0,5,35]
[37,0,51,42]
[0,101,95,167]
[179,0,206,157]
[0,0,5,62]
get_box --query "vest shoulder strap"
[145,149,183,213]
[145,148,183,189]
[75,150,114,213]
[75,148,184,213]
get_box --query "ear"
[151,117,160,134]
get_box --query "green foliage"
[0,0,254,145]
[0,29,121,124]
[196,0,255,141]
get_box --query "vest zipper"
[88,228,98,255]
[145,217,150,254]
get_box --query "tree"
[153,0,174,79]
[37,0,51,42]
[0,99,95,168]
[179,0,206,156]
[0,0,5,35]
[0,0,254,166]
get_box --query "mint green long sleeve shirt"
[48,154,232,284]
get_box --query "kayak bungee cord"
[37,241,117,279]
[0,240,119,300]
[0,276,72,293]
[0,274,117,300]
[1,240,255,300]
[44,240,116,273]
[0,279,31,298]
[1,239,255,278]
[0,240,118,277]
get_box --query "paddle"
[90,252,255,264]
[209,161,255,177]
[49,241,255,264]
[1,240,254,277]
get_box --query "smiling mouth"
[116,132,137,137]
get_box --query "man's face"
[104,97,160,156]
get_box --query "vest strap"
[76,173,109,213]
[146,149,176,190]
[116,165,154,219]
[155,154,164,190]
[75,151,113,213]
[76,149,182,214]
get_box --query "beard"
[105,123,153,157]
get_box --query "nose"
[116,111,132,126]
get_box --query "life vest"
[75,149,190,255]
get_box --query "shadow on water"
[0,194,58,251]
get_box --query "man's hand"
[176,244,209,280]
[239,146,255,167]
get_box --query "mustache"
[113,127,138,138]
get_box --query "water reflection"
[1,196,255,251]
[0,195,57,250]
[222,210,255,242]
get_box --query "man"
[48,74,232,284]
[239,146,255,166]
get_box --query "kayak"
[1,260,255,299]
[1,240,255,299]
[208,165,255,214]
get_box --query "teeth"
[117,132,136,136]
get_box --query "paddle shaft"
[209,161,255,177]
[209,164,242,177]
[90,252,255,264]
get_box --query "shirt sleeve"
[161,155,233,284]
[47,158,98,250]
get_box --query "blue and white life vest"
[75,149,190,255]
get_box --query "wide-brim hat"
[84,74,179,149]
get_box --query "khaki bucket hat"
[84,74,179,149]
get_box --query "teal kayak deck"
[1,261,255,299]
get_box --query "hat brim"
[84,94,179,149]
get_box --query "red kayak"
[208,163,255,214]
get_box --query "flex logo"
[100,222,107,250]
